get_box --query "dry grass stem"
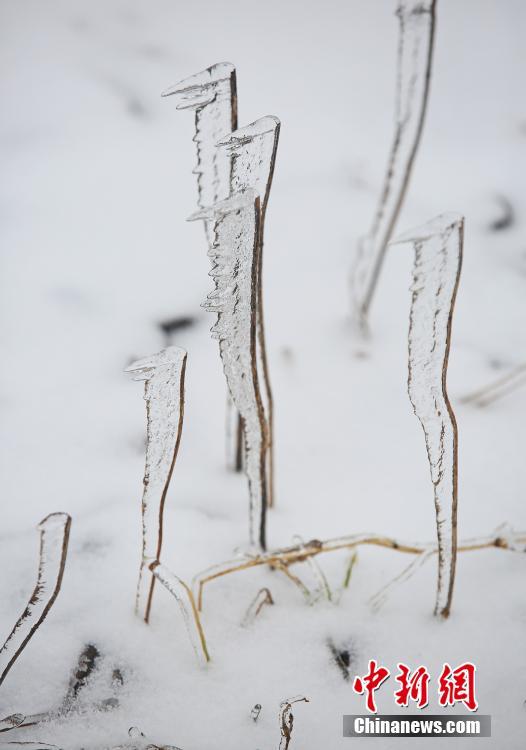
[193,527,525,611]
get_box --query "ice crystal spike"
[125,346,187,623]
[217,116,280,498]
[391,212,463,618]
[0,513,71,689]
[351,0,436,328]
[191,190,268,549]
[163,62,237,245]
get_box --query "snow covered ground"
[0,0,525,747]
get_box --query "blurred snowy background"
[0,0,525,747]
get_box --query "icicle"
[189,190,268,550]
[125,347,187,623]
[162,62,237,245]
[391,212,463,618]
[351,0,436,328]
[218,116,280,502]
[0,513,71,689]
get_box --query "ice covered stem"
[278,696,309,750]
[149,562,210,666]
[351,0,436,328]
[162,62,237,245]
[189,190,269,550]
[218,117,280,505]
[391,213,463,618]
[125,346,188,623]
[0,513,71,689]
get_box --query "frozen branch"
[392,213,463,617]
[218,117,280,502]
[125,347,187,623]
[189,191,269,550]
[351,0,436,327]
[0,513,71,689]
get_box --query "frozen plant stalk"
[351,0,436,327]
[218,117,280,502]
[125,347,187,623]
[162,63,240,472]
[391,213,463,618]
[0,513,71,688]
[189,190,268,549]
[162,62,237,245]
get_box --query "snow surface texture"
[0,1,525,748]
[351,0,436,326]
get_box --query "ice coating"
[150,562,210,665]
[351,0,436,326]
[125,346,187,623]
[162,62,237,244]
[189,190,268,549]
[0,513,71,688]
[217,115,280,216]
[393,212,463,618]
[218,116,280,499]
[0,713,25,731]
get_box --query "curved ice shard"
[351,0,436,328]
[189,190,268,549]
[0,513,71,689]
[125,346,187,623]
[162,62,237,244]
[391,212,463,618]
[218,116,280,499]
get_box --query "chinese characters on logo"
[352,660,478,713]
